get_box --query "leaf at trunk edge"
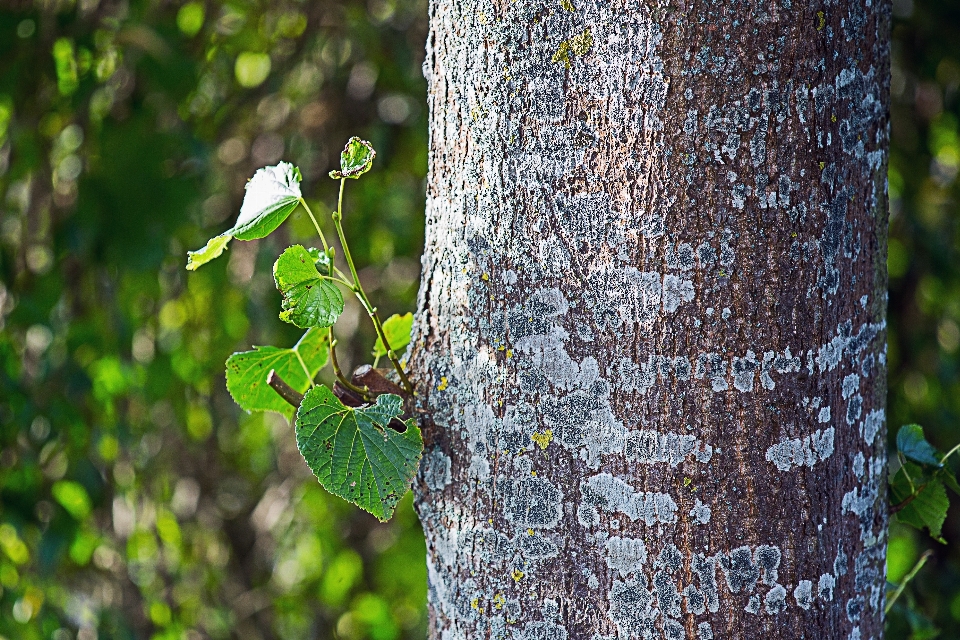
[891,466,949,542]
[295,386,422,521]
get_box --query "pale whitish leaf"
[186,234,232,271]
[225,328,328,414]
[373,312,413,358]
[274,245,344,328]
[329,137,375,179]
[231,162,302,240]
[184,162,302,270]
[295,387,422,521]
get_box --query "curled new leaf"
[225,328,329,414]
[295,386,423,521]
[274,245,344,328]
[329,137,375,179]
[186,234,232,270]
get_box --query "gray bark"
[410,1,890,638]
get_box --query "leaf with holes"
[295,386,422,521]
[274,245,344,328]
[329,137,375,179]
[226,328,329,414]
[372,312,413,358]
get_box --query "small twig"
[890,483,928,515]
[333,381,367,407]
[267,370,304,408]
[885,549,933,614]
[351,365,406,397]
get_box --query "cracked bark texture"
[408,1,890,638]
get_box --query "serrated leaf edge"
[295,387,422,521]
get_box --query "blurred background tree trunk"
[410,0,890,638]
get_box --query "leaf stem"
[900,452,917,494]
[331,178,414,395]
[293,348,315,388]
[885,549,933,614]
[333,179,360,285]
[299,198,329,252]
[334,265,352,282]
[941,442,960,465]
[366,303,413,394]
[316,273,354,289]
[289,202,351,286]
[328,327,369,397]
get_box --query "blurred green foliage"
[0,0,427,638]
[4,0,960,638]
[887,0,960,636]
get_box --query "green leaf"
[186,234,232,271]
[938,467,960,496]
[274,245,344,328]
[373,312,414,358]
[905,605,941,639]
[295,386,423,521]
[891,465,949,542]
[176,2,205,36]
[329,137,375,179]
[226,328,329,414]
[897,424,942,467]
[890,461,932,507]
[52,480,92,520]
[230,162,302,240]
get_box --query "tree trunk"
[410,1,890,638]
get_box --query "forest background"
[0,0,956,638]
